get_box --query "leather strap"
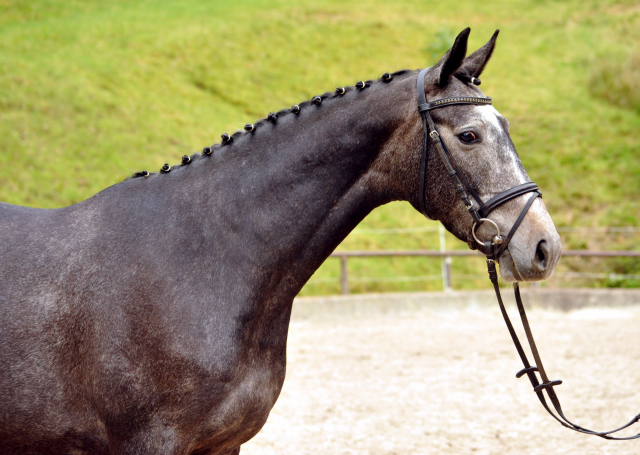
[416,68,430,112]
[418,96,492,113]
[417,68,487,222]
[478,182,539,218]
[493,190,540,258]
[490,279,640,440]
[417,69,432,219]
[415,66,640,439]
[415,67,540,249]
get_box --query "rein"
[416,67,640,440]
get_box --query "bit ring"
[472,218,501,246]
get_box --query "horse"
[0,28,561,454]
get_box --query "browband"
[418,96,492,113]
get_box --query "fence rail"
[328,250,640,294]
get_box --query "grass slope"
[1,0,639,294]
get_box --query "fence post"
[340,255,349,295]
[439,224,452,291]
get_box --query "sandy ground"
[243,298,640,455]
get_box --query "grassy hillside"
[1,0,639,294]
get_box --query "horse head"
[415,28,561,282]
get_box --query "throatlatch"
[416,67,640,440]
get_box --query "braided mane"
[130,69,415,179]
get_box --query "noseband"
[416,68,640,440]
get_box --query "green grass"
[1,0,639,294]
[591,49,640,113]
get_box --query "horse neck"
[153,76,417,301]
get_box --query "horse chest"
[159,350,287,454]
[94,324,289,452]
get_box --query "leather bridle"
[416,67,640,440]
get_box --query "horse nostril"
[533,240,548,271]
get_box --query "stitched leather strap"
[478,182,540,218]
[418,96,492,113]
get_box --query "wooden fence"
[329,250,640,295]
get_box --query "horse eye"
[459,131,477,143]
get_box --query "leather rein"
[416,67,640,440]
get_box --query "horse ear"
[459,30,499,78]
[434,28,470,87]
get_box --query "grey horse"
[0,29,561,454]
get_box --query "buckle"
[429,130,440,140]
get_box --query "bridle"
[416,67,640,440]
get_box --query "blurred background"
[1,0,639,295]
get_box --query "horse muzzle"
[495,199,562,283]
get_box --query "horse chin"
[498,242,560,283]
[497,249,523,283]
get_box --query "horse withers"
[0,29,561,454]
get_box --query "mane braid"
[129,70,415,179]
